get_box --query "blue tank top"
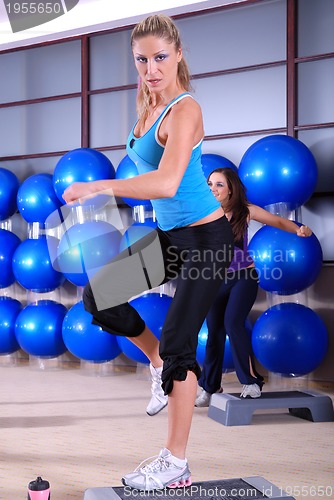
[126,93,220,231]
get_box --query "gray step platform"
[83,477,295,499]
[208,389,334,426]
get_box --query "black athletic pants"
[83,216,234,394]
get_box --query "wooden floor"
[1,357,333,500]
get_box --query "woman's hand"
[63,182,98,205]
[297,225,312,237]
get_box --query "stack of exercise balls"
[14,171,65,295]
[51,148,123,363]
[51,148,164,366]
[0,138,328,380]
[0,168,22,357]
[0,147,125,365]
[10,171,67,359]
[239,134,327,376]
[0,169,20,264]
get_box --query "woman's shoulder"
[248,203,260,219]
[170,93,202,120]
[160,92,203,142]
[177,92,200,108]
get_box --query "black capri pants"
[83,215,234,394]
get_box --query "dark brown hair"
[208,167,250,242]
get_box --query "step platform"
[208,389,334,426]
[83,476,295,500]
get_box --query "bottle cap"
[28,477,50,491]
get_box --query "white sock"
[168,451,187,467]
[151,364,162,374]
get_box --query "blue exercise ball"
[238,135,318,209]
[249,224,323,294]
[15,300,68,358]
[196,320,235,372]
[17,173,63,224]
[0,297,22,354]
[252,303,328,376]
[0,167,20,220]
[0,229,21,288]
[201,153,238,180]
[56,220,122,287]
[117,293,172,364]
[53,148,115,205]
[62,301,121,363]
[119,221,157,253]
[116,155,152,209]
[12,236,65,292]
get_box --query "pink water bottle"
[27,477,50,500]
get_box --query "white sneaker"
[240,383,262,398]
[122,448,192,491]
[195,389,212,407]
[146,364,168,416]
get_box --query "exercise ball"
[248,224,323,294]
[202,153,238,180]
[12,236,65,292]
[238,135,318,209]
[56,220,122,287]
[0,229,21,288]
[0,167,20,220]
[252,303,328,376]
[53,148,115,205]
[15,300,68,358]
[17,173,63,224]
[117,293,172,364]
[196,320,234,372]
[116,155,152,209]
[62,301,121,363]
[119,221,157,253]
[0,297,22,354]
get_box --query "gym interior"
[0,1,333,499]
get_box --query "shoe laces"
[135,453,172,474]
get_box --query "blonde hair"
[131,14,191,125]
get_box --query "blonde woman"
[63,15,234,490]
